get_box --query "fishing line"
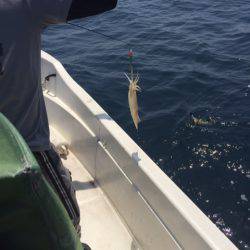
[67,22,130,47]
[67,22,143,146]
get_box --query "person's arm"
[67,0,118,21]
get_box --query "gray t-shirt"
[0,0,72,151]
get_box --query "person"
[0,0,118,249]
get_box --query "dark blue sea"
[42,1,250,248]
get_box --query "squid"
[125,72,141,130]
[190,113,216,126]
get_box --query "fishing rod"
[67,22,129,47]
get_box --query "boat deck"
[50,127,136,250]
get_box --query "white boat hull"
[41,51,237,250]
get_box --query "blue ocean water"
[42,1,250,248]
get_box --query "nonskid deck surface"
[50,127,135,250]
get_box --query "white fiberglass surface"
[42,51,237,250]
[50,127,135,250]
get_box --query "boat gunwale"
[41,50,237,250]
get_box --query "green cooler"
[0,113,82,250]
